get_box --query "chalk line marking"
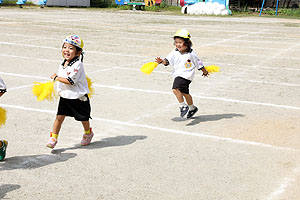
[0,54,150,70]
[1,52,300,86]
[1,52,299,73]
[0,71,299,110]
[9,84,34,91]
[2,39,300,62]
[0,103,297,152]
[265,167,300,200]
[93,84,300,110]
[0,41,148,58]
[0,72,49,80]
[1,31,298,49]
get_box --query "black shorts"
[57,94,91,121]
[172,76,191,94]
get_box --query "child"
[0,76,8,161]
[47,35,94,149]
[155,29,208,119]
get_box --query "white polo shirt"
[57,57,89,99]
[0,77,7,93]
[166,49,203,81]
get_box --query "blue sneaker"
[180,106,189,118]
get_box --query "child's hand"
[202,71,209,77]
[155,57,163,64]
[50,73,57,80]
[201,68,209,77]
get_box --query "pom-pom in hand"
[0,107,6,128]
[141,62,159,75]
[32,81,56,102]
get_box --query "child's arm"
[155,57,169,66]
[200,67,209,77]
[51,73,72,85]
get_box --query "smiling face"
[174,37,187,53]
[62,43,81,62]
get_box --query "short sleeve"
[191,51,204,70]
[0,77,7,93]
[165,50,176,66]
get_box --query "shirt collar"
[61,56,79,67]
[175,48,193,53]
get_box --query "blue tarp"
[115,0,125,5]
[16,0,27,4]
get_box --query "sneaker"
[47,133,58,149]
[81,128,94,146]
[180,106,189,118]
[187,106,198,119]
[0,140,8,161]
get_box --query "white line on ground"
[237,79,300,87]
[2,39,300,62]
[0,70,299,110]
[0,42,148,58]
[28,23,300,43]
[1,51,300,86]
[265,167,300,200]
[9,84,34,91]
[0,103,298,152]
[0,54,151,70]
[1,31,298,49]
[0,71,49,80]
[93,83,300,110]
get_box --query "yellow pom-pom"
[141,62,159,75]
[32,81,56,102]
[86,76,94,98]
[205,65,220,73]
[0,107,7,128]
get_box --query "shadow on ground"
[51,135,147,154]
[0,152,76,171]
[0,184,21,200]
[172,113,245,126]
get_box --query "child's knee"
[172,88,180,94]
[55,115,65,123]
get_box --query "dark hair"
[174,36,193,52]
[75,46,84,62]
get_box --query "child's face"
[174,37,187,53]
[62,43,81,62]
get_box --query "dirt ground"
[0,7,300,200]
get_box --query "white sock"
[179,102,186,107]
[188,104,196,110]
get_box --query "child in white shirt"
[0,77,8,161]
[156,29,208,119]
[47,35,94,149]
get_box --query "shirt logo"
[185,59,192,68]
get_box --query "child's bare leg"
[52,115,65,134]
[81,121,90,132]
[183,93,193,105]
[172,89,184,103]
[173,89,190,117]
